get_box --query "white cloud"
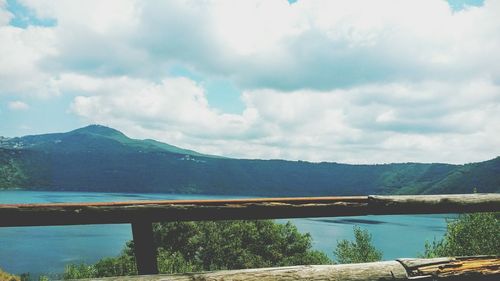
[0,0,12,26]
[237,80,500,163]
[21,0,139,32]
[2,0,500,164]
[12,0,500,90]
[8,100,29,110]
[68,76,258,140]
[5,0,500,91]
[0,24,56,96]
[68,74,500,164]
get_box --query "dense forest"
[1,125,499,196]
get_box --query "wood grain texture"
[369,194,500,215]
[400,256,500,279]
[75,261,409,281]
[0,194,499,227]
[72,256,500,281]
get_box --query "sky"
[1,0,499,164]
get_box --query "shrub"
[333,226,382,264]
[423,212,500,258]
[64,220,331,279]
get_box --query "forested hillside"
[1,125,498,196]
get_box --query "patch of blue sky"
[168,64,203,82]
[203,79,245,114]
[447,0,484,11]
[169,64,245,114]
[0,95,82,137]
[7,0,56,28]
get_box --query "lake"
[0,190,452,277]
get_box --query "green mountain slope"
[1,125,498,196]
[3,125,214,157]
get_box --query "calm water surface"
[0,190,452,276]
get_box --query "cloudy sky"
[1,0,499,164]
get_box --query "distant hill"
[1,125,212,157]
[1,125,499,196]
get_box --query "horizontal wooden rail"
[72,256,500,281]
[0,194,498,227]
[2,193,499,275]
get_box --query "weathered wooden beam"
[369,194,500,215]
[0,194,498,227]
[71,256,500,281]
[131,221,158,275]
[73,261,410,281]
[399,256,500,280]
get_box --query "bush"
[423,212,500,258]
[333,226,382,264]
[146,220,330,270]
[64,220,331,279]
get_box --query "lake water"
[0,190,452,277]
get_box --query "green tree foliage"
[423,212,500,258]
[149,221,330,270]
[64,220,330,279]
[333,226,382,264]
[0,150,27,188]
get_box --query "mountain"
[0,125,212,157]
[1,125,499,196]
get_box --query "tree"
[145,220,330,270]
[64,220,331,279]
[333,226,382,264]
[423,212,500,258]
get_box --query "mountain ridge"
[1,125,216,158]
[1,125,499,196]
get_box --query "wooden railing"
[1,193,499,279]
[78,256,500,281]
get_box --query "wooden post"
[131,221,158,275]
